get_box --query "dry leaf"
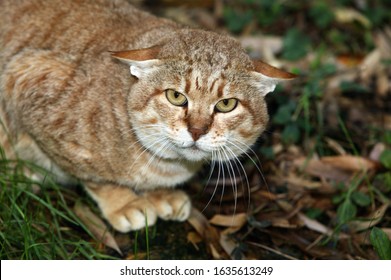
[294,157,352,182]
[298,212,348,239]
[276,199,294,212]
[209,213,247,228]
[349,204,389,232]
[284,174,323,190]
[325,137,347,155]
[380,228,391,240]
[334,8,371,28]
[369,143,386,161]
[188,208,226,259]
[73,202,122,255]
[187,231,202,250]
[321,155,378,172]
[240,35,283,63]
[219,234,238,259]
[271,218,297,229]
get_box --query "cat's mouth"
[176,142,210,161]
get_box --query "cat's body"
[0,0,294,232]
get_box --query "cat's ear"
[110,46,162,78]
[251,60,297,96]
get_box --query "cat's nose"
[188,126,208,141]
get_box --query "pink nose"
[188,126,208,141]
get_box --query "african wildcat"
[0,0,295,232]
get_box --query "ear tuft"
[110,46,162,79]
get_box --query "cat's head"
[111,29,296,163]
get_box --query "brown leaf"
[271,217,298,229]
[209,213,247,228]
[294,157,352,182]
[298,212,349,239]
[334,8,371,28]
[187,231,202,250]
[73,202,122,255]
[349,204,389,232]
[284,174,323,190]
[321,155,379,172]
[188,208,226,259]
[219,234,240,259]
[369,143,386,161]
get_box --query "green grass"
[0,157,116,260]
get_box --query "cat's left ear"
[251,60,297,96]
[110,46,162,79]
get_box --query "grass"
[0,156,116,259]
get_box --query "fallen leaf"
[369,143,386,161]
[284,174,323,190]
[349,204,389,232]
[187,231,202,250]
[298,212,348,239]
[188,208,226,259]
[321,155,379,172]
[209,213,247,228]
[219,234,239,259]
[294,157,352,182]
[334,8,371,28]
[271,217,298,229]
[325,137,347,155]
[73,202,122,255]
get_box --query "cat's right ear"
[110,46,162,79]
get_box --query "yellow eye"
[215,98,238,113]
[165,89,188,106]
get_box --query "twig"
[247,241,298,260]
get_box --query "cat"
[0,0,295,233]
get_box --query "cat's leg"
[85,183,192,232]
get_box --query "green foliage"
[305,208,324,219]
[281,28,311,61]
[380,150,391,170]
[336,198,357,224]
[259,146,274,160]
[309,1,335,29]
[333,178,370,226]
[370,227,391,260]
[351,191,371,207]
[340,81,369,94]
[281,124,300,144]
[273,102,296,125]
[223,7,253,34]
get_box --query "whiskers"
[121,124,174,188]
[202,138,268,222]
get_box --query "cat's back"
[0,0,172,60]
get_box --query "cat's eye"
[165,89,188,106]
[215,98,238,113]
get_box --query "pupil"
[174,92,180,98]
[223,99,229,106]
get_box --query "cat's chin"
[178,146,211,162]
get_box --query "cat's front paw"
[143,190,191,222]
[105,197,157,233]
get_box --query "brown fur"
[0,0,294,232]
